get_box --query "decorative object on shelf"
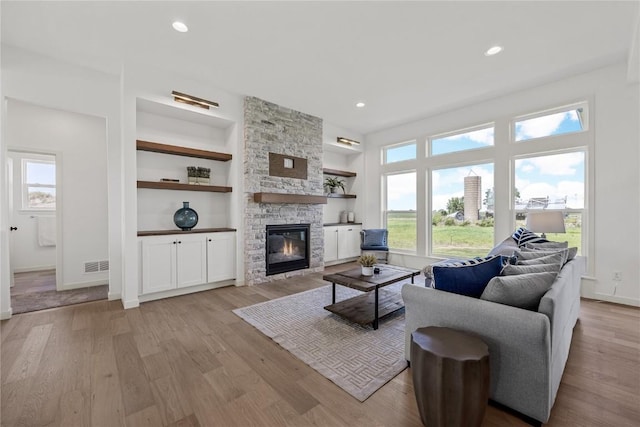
[197,167,211,185]
[187,167,198,184]
[340,211,348,223]
[348,212,355,223]
[336,136,361,146]
[357,254,378,276]
[171,90,219,109]
[324,177,345,194]
[173,201,198,230]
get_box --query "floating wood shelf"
[323,168,357,177]
[253,193,327,204]
[138,228,236,237]
[137,181,232,193]
[327,193,356,199]
[137,140,232,161]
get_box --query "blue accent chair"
[360,229,389,264]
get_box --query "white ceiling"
[2,1,639,134]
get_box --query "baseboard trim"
[122,299,140,309]
[138,281,234,303]
[1,308,13,320]
[13,265,56,273]
[593,293,640,307]
[107,292,121,301]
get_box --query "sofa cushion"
[481,271,559,310]
[512,227,549,247]
[501,262,562,275]
[432,255,504,298]
[517,252,564,266]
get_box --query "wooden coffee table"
[323,265,421,330]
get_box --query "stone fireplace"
[244,97,324,285]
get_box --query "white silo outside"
[464,172,481,221]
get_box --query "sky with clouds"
[386,108,584,212]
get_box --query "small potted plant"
[324,177,345,194]
[357,254,378,276]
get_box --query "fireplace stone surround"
[244,97,324,285]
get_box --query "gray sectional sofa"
[402,255,586,424]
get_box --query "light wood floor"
[1,265,639,427]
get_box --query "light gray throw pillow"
[517,252,564,266]
[488,236,520,257]
[525,241,569,250]
[501,263,562,275]
[519,248,569,264]
[481,272,558,310]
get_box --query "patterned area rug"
[233,282,407,401]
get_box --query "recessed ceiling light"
[485,46,503,56]
[172,21,188,33]
[355,102,365,108]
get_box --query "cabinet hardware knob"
[178,241,182,244]
[208,239,212,242]
[9,226,17,231]
[173,241,177,244]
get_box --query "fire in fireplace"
[266,224,310,276]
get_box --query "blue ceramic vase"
[173,201,198,231]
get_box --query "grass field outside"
[387,211,582,259]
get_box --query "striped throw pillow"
[512,227,549,247]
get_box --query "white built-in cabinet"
[324,224,362,263]
[206,232,236,283]
[140,231,236,297]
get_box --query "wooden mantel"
[253,193,328,204]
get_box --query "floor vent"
[85,260,109,273]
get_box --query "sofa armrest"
[402,283,553,422]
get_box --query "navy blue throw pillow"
[432,255,504,298]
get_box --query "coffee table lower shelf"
[324,289,404,327]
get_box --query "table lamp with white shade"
[526,211,566,238]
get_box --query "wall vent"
[84,260,109,273]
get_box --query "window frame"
[511,102,588,143]
[382,139,417,165]
[428,122,495,157]
[383,170,417,253]
[21,157,56,211]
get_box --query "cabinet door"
[141,236,177,294]
[176,234,208,288]
[338,225,362,259]
[324,227,338,262]
[207,232,236,283]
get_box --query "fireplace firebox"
[266,224,310,276]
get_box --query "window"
[384,172,416,251]
[383,141,416,164]
[431,163,494,258]
[514,151,585,253]
[514,104,586,142]
[430,125,494,156]
[22,158,56,210]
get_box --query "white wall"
[7,99,109,288]
[364,63,640,306]
[7,151,56,272]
